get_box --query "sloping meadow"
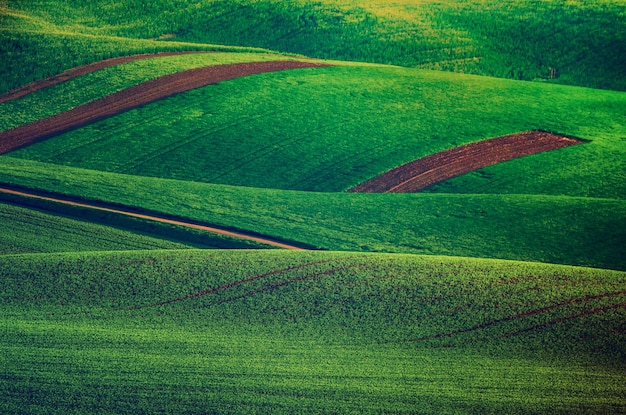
[1,249,625,414]
[4,63,624,199]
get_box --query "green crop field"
[0,52,294,132]
[1,0,625,413]
[1,250,625,414]
[0,201,198,254]
[5,63,625,196]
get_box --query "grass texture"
[1,157,624,271]
[1,249,625,414]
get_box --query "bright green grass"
[9,64,626,199]
[1,250,625,414]
[3,0,625,91]
[0,52,295,131]
[0,201,197,254]
[1,157,625,270]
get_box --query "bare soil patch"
[0,60,330,154]
[349,131,584,193]
[0,51,210,104]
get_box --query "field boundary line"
[0,185,308,250]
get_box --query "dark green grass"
[0,201,198,254]
[8,65,626,198]
[1,157,625,270]
[1,250,625,414]
[0,191,270,252]
[3,0,625,91]
[0,52,294,131]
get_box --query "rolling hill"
[1,0,625,414]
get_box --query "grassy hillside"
[6,63,625,198]
[2,0,625,92]
[1,157,624,271]
[0,52,294,131]
[1,1,625,413]
[1,250,625,414]
[0,201,200,254]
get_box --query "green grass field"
[3,0,625,91]
[1,0,625,413]
[0,201,198,254]
[6,63,625,197]
[1,157,625,270]
[2,250,625,414]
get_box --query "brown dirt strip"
[406,290,626,343]
[0,51,211,104]
[0,60,330,154]
[348,131,584,193]
[0,186,305,250]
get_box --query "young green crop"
[8,64,626,200]
[0,201,201,253]
[0,52,294,131]
[3,0,625,91]
[1,250,625,414]
[1,157,625,271]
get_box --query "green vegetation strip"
[1,157,625,270]
[1,250,625,414]
[0,51,211,104]
[0,52,298,132]
[0,201,195,254]
[0,60,329,154]
[0,186,306,250]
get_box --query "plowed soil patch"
[0,60,329,154]
[349,131,584,193]
[0,51,210,104]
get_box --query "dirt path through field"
[349,131,584,193]
[0,60,330,154]
[0,186,306,250]
[0,51,212,104]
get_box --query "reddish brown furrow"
[0,60,330,154]
[349,131,584,193]
[406,290,626,343]
[0,51,211,104]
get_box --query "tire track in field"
[0,60,331,154]
[0,52,211,104]
[126,257,363,311]
[503,302,626,337]
[202,263,369,309]
[0,186,308,250]
[118,110,281,175]
[349,131,585,193]
[406,290,626,343]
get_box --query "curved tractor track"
[0,51,211,104]
[0,60,330,154]
[349,131,584,193]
